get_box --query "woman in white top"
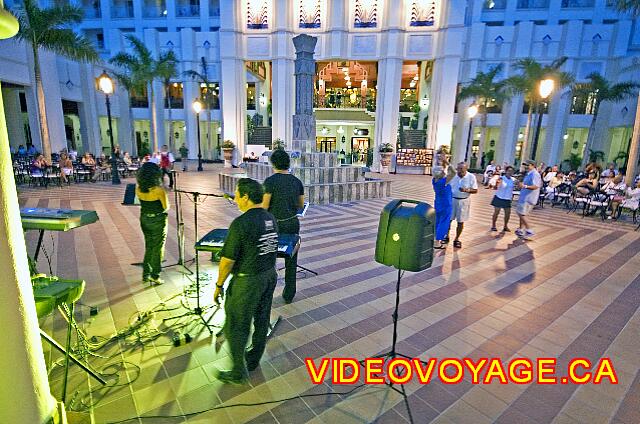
[490,165,516,232]
[621,180,640,212]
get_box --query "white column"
[540,90,571,166]
[271,58,295,146]
[452,100,472,164]
[38,50,67,153]
[427,56,461,150]
[496,95,524,166]
[78,64,102,155]
[1,87,25,149]
[152,79,166,150]
[180,28,199,160]
[115,86,134,154]
[220,59,247,163]
[373,58,403,172]
[0,85,58,424]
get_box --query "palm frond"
[614,0,640,16]
[40,4,84,28]
[39,30,98,62]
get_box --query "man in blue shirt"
[516,160,542,239]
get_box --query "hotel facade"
[1,0,639,169]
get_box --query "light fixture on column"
[344,75,351,81]
[321,126,328,135]
[0,1,19,39]
[342,67,348,73]
[420,96,429,109]
[259,92,267,107]
[518,133,524,139]
[337,126,344,134]
[531,78,555,160]
[563,134,569,140]
[95,70,120,185]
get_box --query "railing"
[517,0,549,8]
[314,93,376,112]
[111,5,134,18]
[176,4,199,17]
[142,4,166,18]
[561,0,594,7]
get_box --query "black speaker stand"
[357,268,426,424]
[162,171,193,274]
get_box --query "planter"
[222,148,234,168]
[379,152,393,174]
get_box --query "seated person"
[604,175,627,219]
[30,154,47,177]
[575,171,599,195]
[123,152,133,167]
[601,163,618,179]
[482,161,497,185]
[544,171,564,198]
[27,144,38,156]
[81,152,97,181]
[487,165,503,189]
[620,180,640,213]
[97,153,111,171]
[59,152,73,183]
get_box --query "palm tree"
[504,57,573,162]
[157,54,178,152]
[184,58,218,159]
[615,0,640,185]
[457,64,509,163]
[11,0,98,161]
[575,72,639,169]
[111,71,143,156]
[110,35,178,153]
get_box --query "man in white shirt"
[449,162,478,249]
[491,165,516,232]
[516,159,542,239]
[601,163,618,178]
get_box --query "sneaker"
[491,227,498,232]
[245,349,260,371]
[525,229,535,237]
[215,369,248,385]
[148,277,164,285]
[503,227,511,232]
[515,229,524,237]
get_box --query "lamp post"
[464,104,478,162]
[192,98,203,171]
[531,78,554,161]
[96,70,121,185]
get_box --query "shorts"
[451,198,471,222]
[516,202,534,216]
[491,196,511,209]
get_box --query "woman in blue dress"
[432,160,456,249]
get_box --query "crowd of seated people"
[480,158,640,222]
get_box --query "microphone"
[223,193,235,201]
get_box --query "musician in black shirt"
[263,149,305,303]
[213,178,279,384]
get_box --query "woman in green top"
[136,162,169,285]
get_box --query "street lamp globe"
[192,98,203,114]
[97,71,114,95]
[467,104,479,119]
[539,79,554,99]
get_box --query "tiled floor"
[20,165,640,424]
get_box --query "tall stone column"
[452,99,473,164]
[496,96,524,166]
[220,58,246,162]
[291,34,317,153]
[372,58,403,171]
[0,84,58,424]
[427,55,462,150]
[1,86,25,149]
[78,64,103,154]
[540,90,571,166]
[38,50,67,153]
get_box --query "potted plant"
[272,138,285,151]
[178,145,189,171]
[221,140,235,167]
[378,142,394,173]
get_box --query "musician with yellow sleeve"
[136,162,170,285]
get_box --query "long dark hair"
[137,162,162,193]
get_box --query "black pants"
[140,213,168,280]
[161,167,173,187]
[278,218,300,301]
[223,268,277,376]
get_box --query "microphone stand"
[164,189,224,335]
[162,170,193,274]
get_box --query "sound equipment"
[196,228,301,260]
[31,275,107,401]
[375,199,435,272]
[21,208,99,264]
[122,183,139,205]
